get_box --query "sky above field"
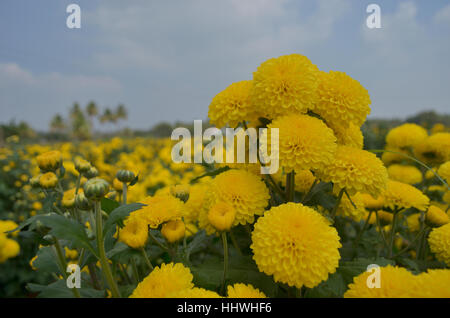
[0,0,449,130]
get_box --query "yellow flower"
[129,263,194,298]
[387,164,423,185]
[61,188,79,208]
[428,223,450,266]
[418,269,450,298]
[414,132,450,165]
[207,202,236,232]
[385,123,428,150]
[39,172,58,189]
[382,180,429,212]
[314,71,371,128]
[64,247,78,260]
[251,203,341,288]
[227,283,266,298]
[317,145,388,197]
[426,205,449,227]
[0,234,20,263]
[344,265,420,298]
[381,147,410,165]
[0,220,19,237]
[329,122,364,149]
[172,288,221,298]
[360,193,384,210]
[438,161,450,183]
[74,157,92,173]
[36,150,62,171]
[336,191,366,221]
[250,54,319,119]
[112,178,123,192]
[119,214,149,249]
[184,183,208,222]
[263,114,337,173]
[137,195,184,229]
[444,191,450,204]
[375,210,394,224]
[208,80,256,128]
[161,220,185,243]
[199,169,269,234]
[406,213,421,232]
[32,201,42,211]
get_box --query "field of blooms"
[1,54,450,298]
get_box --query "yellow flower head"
[418,269,450,298]
[61,188,80,208]
[161,220,185,243]
[36,150,62,171]
[382,180,429,211]
[112,178,123,192]
[227,283,266,298]
[129,263,194,298]
[184,183,208,222]
[344,265,420,298]
[208,80,256,128]
[264,114,337,173]
[137,195,184,229]
[385,123,428,150]
[172,288,221,298]
[360,193,384,210]
[64,247,78,260]
[0,235,20,263]
[387,164,423,185]
[119,214,148,249]
[428,223,450,266]
[0,220,19,237]
[199,169,269,234]
[207,202,236,232]
[336,191,366,222]
[250,54,319,119]
[437,161,450,183]
[414,132,450,165]
[375,210,394,224]
[426,205,450,227]
[251,202,341,288]
[39,172,58,189]
[314,71,371,128]
[329,122,364,149]
[406,213,421,232]
[317,145,388,197]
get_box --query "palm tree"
[115,104,127,121]
[100,108,113,124]
[50,114,66,133]
[86,101,98,117]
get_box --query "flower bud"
[75,192,92,210]
[39,172,58,189]
[161,220,185,243]
[83,178,110,201]
[74,158,92,174]
[116,170,135,183]
[36,151,62,172]
[207,202,236,232]
[84,167,99,179]
[170,184,190,203]
[30,175,41,188]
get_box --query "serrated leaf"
[103,203,145,236]
[101,197,120,214]
[33,246,61,274]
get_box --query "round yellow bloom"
[406,213,421,232]
[36,150,62,171]
[381,147,410,165]
[61,188,80,208]
[414,132,450,165]
[418,269,450,298]
[32,201,43,211]
[129,263,194,298]
[251,203,341,288]
[426,205,450,227]
[39,172,58,189]
[172,288,221,298]
[329,122,364,149]
[428,223,450,266]
[199,169,269,234]
[314,71,371,128]
[382,180,429,211]
[387,164,423,185]
[438,161,450,183]
[336,192,366,221]
[250,54,319,119]
[207,202,236,232]
[317,145,388,197]
[0,235,20,263]
[137,195,184,229]
[0,220,19,237]
[208,80,256,128]
[184,183,207,222]
[385,123,428,150]
[263,114,337,173]
[64,247,78,260]
[161,220,185,243]
[360,193,384,210]
[227,283,266,298]
[444,191,450,204]
[120,214,148,249]
[344,265,420,298]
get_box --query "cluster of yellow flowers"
[0,220,20,263]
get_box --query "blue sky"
[1,0,449,130]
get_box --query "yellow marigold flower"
[207,202,236,232]
[250,54,319,119]
[426,205,449,227]
[385,123,428,150]
[227,283,266,298]
[428,223,450,266]
[138,195,184,229]
[264,114,337,173]
[161,220,185,243]
[317,145,388,197]
[387,164,423,185]
[336,191,366,222]
[61,188,80,208]
[438,161,450,183]
[251,203,341,289]
[199,169,269,234]
[32,201,42,211]
[406,213,421,232]
[39,172,58,189]
[184,183,207,222]
[64,247,78,260]
[0,220,19,237]
[36,150,62,171]
[418,269,450,298]
[129,263,194,298]
[314,71,371,128]
[273,169,317,193]
[414,132,450,165]
[382,180,429,212]
[381,147,410,165]
[329,122,364,149]
[0,235,20,263]
[425,168,438,180]
[360,193,384,210]
[119,214,149,249]
[172,287,221,298]
[344,265,420,298]
[208,80,256,128]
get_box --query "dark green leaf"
[103,203,145,236]
[101,198,120,214]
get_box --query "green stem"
[54,239,81,298]
[300,179,318,203]
[330,188,345,219]
[354,210,373,249]
[95,202,121,298]
[148,230,169,251]
[286,171,295,202]
[75,173,82,195]
[122,182,127,205]
[88,263,102,290]
[394,227,427,257]
[221,232,229,295]
[375,211,388,248]
[140,247,154,271]
[265,174,286,201]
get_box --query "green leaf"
[101,198,120,214]
[103,203,145,236]
[129,174,139,187]
[33,246,61,274]
[27,280,104,298]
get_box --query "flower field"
[1,54,450,298]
